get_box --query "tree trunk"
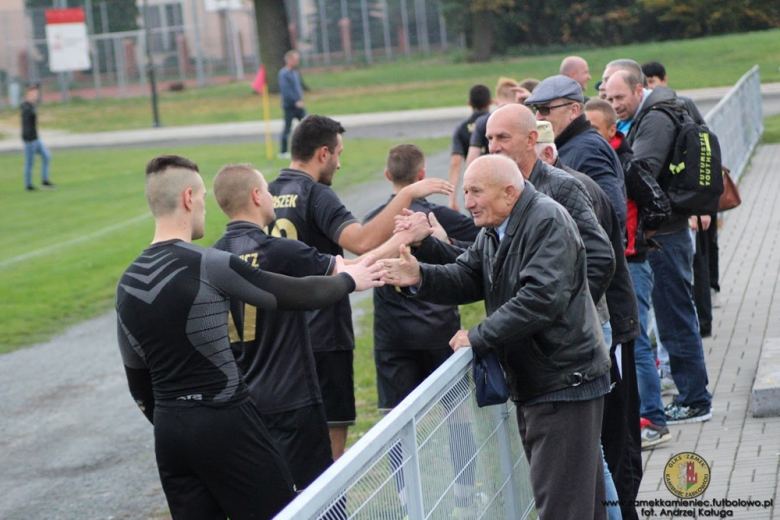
[253,0,292,93]
[471,9,493,62]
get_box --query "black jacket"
[626,86,688,235]
[556,159,639,346]
[415,159,615,306]
[21,101,37,142]
[413,182,611,402]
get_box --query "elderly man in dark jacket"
[384,154,610,520]
[525,75,626,237]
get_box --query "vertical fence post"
[339,0,351,64]
[495,403,520,520]
[360,0,371,64]
[399,420,425,519]
[2,12,10,107]
[318,0,330,66]
[229,11,244,79]
[190,0,205,87]
[99,2,114,85]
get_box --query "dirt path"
[0,148,452,519]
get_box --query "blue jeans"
[647,229,711,410]
[24,139,51,188]
[602,445,622,520]
[280,106,307,154]
[628,261,666,426]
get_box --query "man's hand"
[381,245,421,287]
[449,329,471,352]
[689,215,712,231]
[335,255,386,291]
[400,178,454,200]
[510,86,532,104]
[427,212,449,242]
[393,210,433,246]
[295,101,304,109]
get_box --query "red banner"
[45,8,86,25]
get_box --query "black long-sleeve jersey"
[116,239,355,422]
[212,221,335,414]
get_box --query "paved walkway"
[636,144,780,519]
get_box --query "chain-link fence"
[275,348,536,520]
[0,0,454,107]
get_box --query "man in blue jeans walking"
[278,50,306,159]
[606,67,712,426]
[20,85,54,191]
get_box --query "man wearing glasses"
[525,75,627,238]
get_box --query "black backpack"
[648,104,724,215]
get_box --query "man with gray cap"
[525,75,627,236]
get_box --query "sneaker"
[26,185,36,191]
[41,181,56,189]
[665,400,712,424]
[641,421,672,450]
[711,288,722,308]
[278,152,291,159]
[660,375,679,396]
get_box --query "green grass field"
[0,136,448,354]
[0,29,778,134]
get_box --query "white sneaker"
[711,288,722,308]
[278,152,291,159]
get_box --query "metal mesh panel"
[275,349,535,520]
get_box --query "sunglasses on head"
[531,102,574,116]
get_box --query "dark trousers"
[693,217,719,337]
[154,399,296,520]
[601,340,642,520]
[517,397,607,520]
[280,106,307,153]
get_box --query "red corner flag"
[252,65,266,94]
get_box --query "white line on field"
[0,213,152,270]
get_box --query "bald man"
[383,154,610,520]
[116,155,384,519]
[561,55,592,91]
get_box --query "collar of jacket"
[554,114,591,150]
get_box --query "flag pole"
[262,82,273,160]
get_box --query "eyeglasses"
[531,102,574,116]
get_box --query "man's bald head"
[213,163,264,218]
[486,104,539,176]
[463,154,524,228]
[145,155,202,218]
[560,56,591,90]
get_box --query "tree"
[253,0,292,93]
[440,0,514,61]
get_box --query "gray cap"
[524,75,584,105]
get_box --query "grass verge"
[762,113,780,144]
[0,136,448,354]
[0,29,778,134]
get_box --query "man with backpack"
[605,69,713,425]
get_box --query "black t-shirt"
[452,110,489,157]
[212,221,335,414]
[267,169,358,352]
[116,240,355,417]
[468,112,491,156]
[364,196,480,351]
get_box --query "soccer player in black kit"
[447,84,490,211]
[211,163,415,490]
[267,115,453,460]
[115,155,385,520]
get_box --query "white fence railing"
[704,65,763,183]
[274,347,535,520]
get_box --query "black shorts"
[313,350,356,427]
[261,404,333,490]
[154,398,296,520]
[375,348,453,412]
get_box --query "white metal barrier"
[274,348,535,520]
[704,65,764,183]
